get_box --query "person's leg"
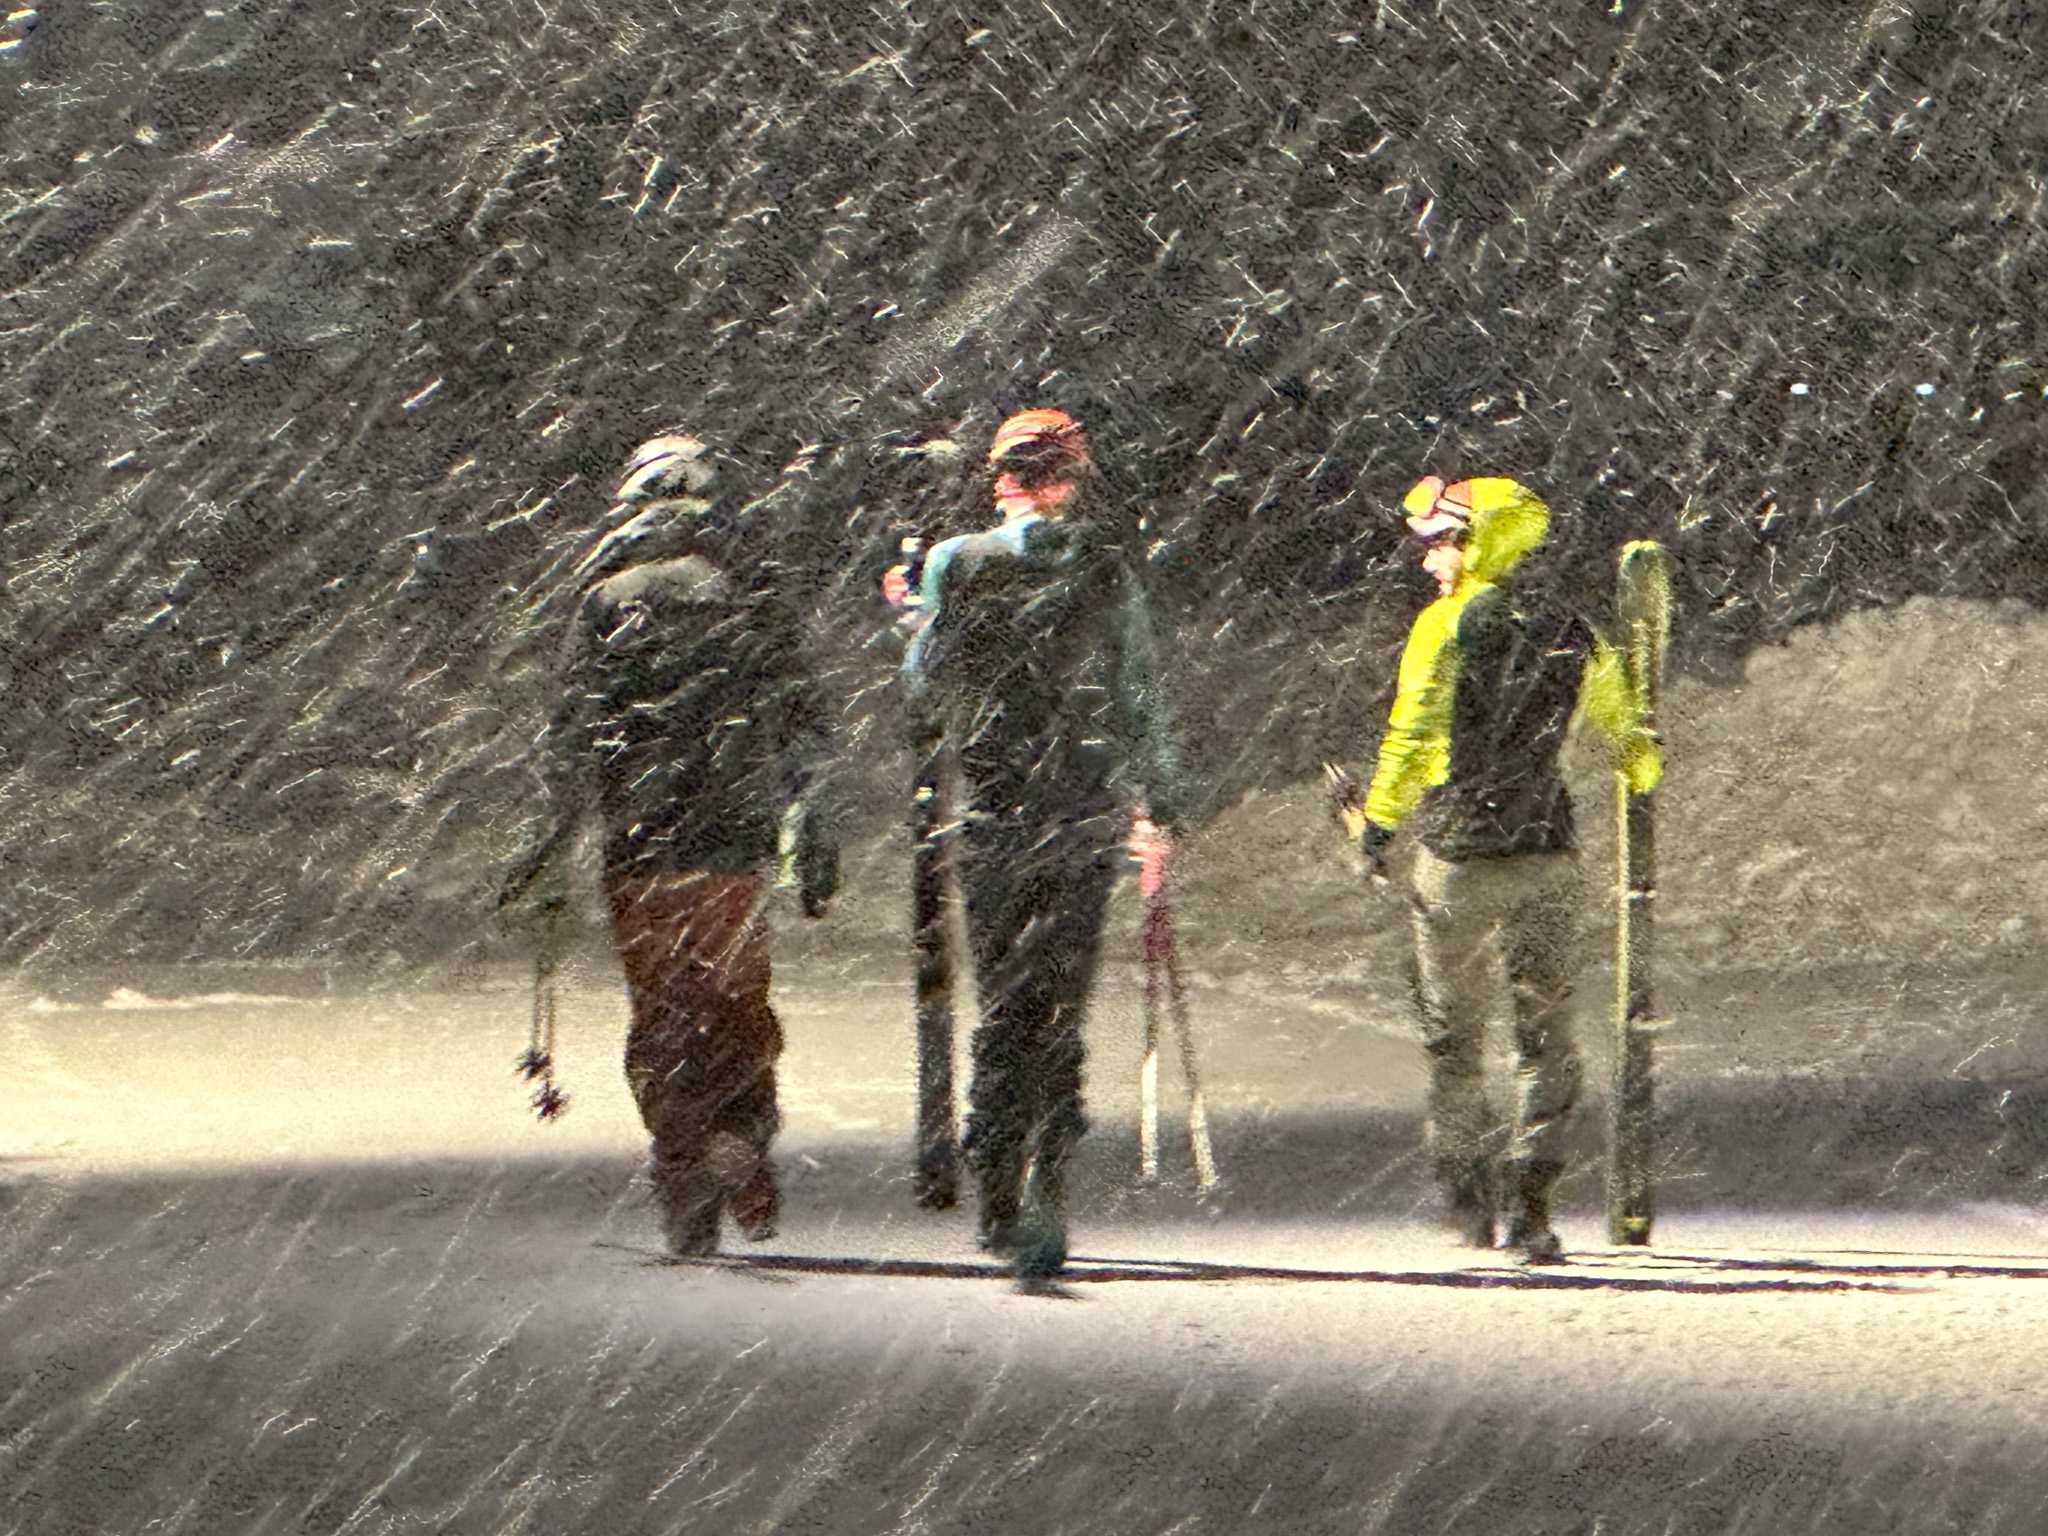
[958,836,1040,1252]
[607,868,781,1256]
[1009,845,1116,1277]
[703,878,782,1242]
[1408,848,1507,1247]
[1499,852,1586,1264]
[610,870,718,1254]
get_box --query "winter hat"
[988,408,1092,479]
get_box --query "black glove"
[1360,820,1396,886]
[786,802,841,919]
[1321,762,1366,832]
[495,849,569,941]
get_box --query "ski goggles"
[1401,475,1473,545]
[990,446,1080,490]
[1406,520,1468,551]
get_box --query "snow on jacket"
[503,497,834,897]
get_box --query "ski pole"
[1157,887,1218,1190]
[1138,841,1217,1190]
[1140,892,1164,1183]
[1607,539,1671,1244]
[910,746,960,1208]
[515,900,569,1121]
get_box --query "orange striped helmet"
[988,408,1091,483]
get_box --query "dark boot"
[653,1153,723,1257]
[915,1143,960,1212]
[974,1145,1026,1255]
[1503,1163,1565,1265]
[729,1160,780,1243]
[1009,1152,1069,1279]
[1441,1158,1498,1249]
[704,1131,778,1242]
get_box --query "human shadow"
[1602,1249,2048,1283]
[610,1241,1924,1297]
[1059,1067,2048,1222]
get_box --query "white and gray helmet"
[612,431,715,508]
[573,432,721,586]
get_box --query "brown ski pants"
[605,868,782,1254]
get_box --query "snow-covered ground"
[9,956,2048,1532]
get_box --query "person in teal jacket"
[904,408,1189,1279]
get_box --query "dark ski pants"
[605,867,782,1253]
[956,821,1118,1234]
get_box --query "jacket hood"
[572,494,720,587]
[1456,478,1550,586]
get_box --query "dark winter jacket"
[503,498,834,897]
[905,511,1189,836]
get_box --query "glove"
[779,801,841,919]
[1322,762,1367,842]
[1360,820,1396,888]
[495,854,569,943]
[1128,812,1174,900]
[799,830,840,919]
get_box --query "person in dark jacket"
[904,408,1189,1279]
[1342,475,1590,1264]
[500,431,840,1257]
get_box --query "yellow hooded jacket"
[1362,478,1585,860]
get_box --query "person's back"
[565,551,816,879]
[921,515,1154,829]
[1421,569,1589,860]
[919,512,1185,850]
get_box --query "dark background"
[1,0,2042,966]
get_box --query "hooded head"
[614,431,714,503]
[572,430,725,586]
[1401,475,1551,588]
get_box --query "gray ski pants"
[1406,846,1586,1208]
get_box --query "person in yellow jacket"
[1338,475,1591,1264]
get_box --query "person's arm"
[767,593,842,918]
[1362,601,1460,844]
[1115,573,1192,833]
[898,534,966,692]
